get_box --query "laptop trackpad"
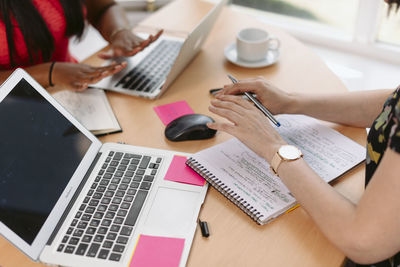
[143,187,200,236]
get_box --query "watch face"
[278,145,302,160]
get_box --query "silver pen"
[227,74,281,127]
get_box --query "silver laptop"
[94,0,226,99]
[0,69,207,267]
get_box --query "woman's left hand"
[99,29,163,59]
[208,94,287,162]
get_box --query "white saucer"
[224,43,279,68]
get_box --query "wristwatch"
[270,145,303,176]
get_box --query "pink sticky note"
[129,235,185,267]
[164,155,206,186]
[153,100,194,125]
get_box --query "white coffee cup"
[236,28,280,62]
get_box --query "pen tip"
[277,122,281,127]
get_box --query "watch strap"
[270,151,282,175]
[270,146,303,176]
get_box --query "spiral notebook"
[186,115,366,225]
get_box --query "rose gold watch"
[270,145,303,176]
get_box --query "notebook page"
[191,138,295,220]
[276,115,365,181]
[190,114,366,222]
[52,88,120,132]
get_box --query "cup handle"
[268,38,280,50]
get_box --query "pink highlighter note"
[129,235,185,267]
[153,100,194,125]
[164,155,206,186]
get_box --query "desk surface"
[0,1,366,266]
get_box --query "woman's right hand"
[51,61,127,91]
[219,76,294,115]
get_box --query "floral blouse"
[366,88,400,183]
[347,88,400,267]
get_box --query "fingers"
[98,50,115,60]
[208,98,262,141]
[88,62,127,73]
[98,43,139,59]
[81,71,107,84]
[140,37,152,48]
[120,31,160,57]
[215,94,255,110]
[206,121,236,135]
[209,103,242,126]
[54,62,125,92]
[71,82,89,92]
[209,92,269,136]
[80,62,127,84]
[90,62,126,76]
[151,29,163,42]
[219,77,264,96]
[111,47,143,59]
[99,44,140,58]
[104,29,164,59]
[144,29,163,45]
[209,95,260,126]
[100,38,148,59]
[97,61,127,76]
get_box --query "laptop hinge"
[46,152,102,246]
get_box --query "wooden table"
[0,1,366,266]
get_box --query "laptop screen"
[0,78,92,245]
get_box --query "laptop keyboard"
[115,40,182,93]
[56,151,162,262]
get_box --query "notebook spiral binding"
[187,157,265,224]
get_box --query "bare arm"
[289,90,392,128]
[85,0,162,59]
[0,61,127,92]
[221,77,393,128]
[208,94,400,264]
[277,147,400,264]
[0,1,135,91]
[86,0,130,42]
[0,63,52,88]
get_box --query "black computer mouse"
[165,114,217,141]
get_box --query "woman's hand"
[219,76,294,115]
[51,61,127,91]
[208,94,287,162]
[98,29,163,59]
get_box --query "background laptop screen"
[0,78,92,245]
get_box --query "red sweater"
[0,0,76,70]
